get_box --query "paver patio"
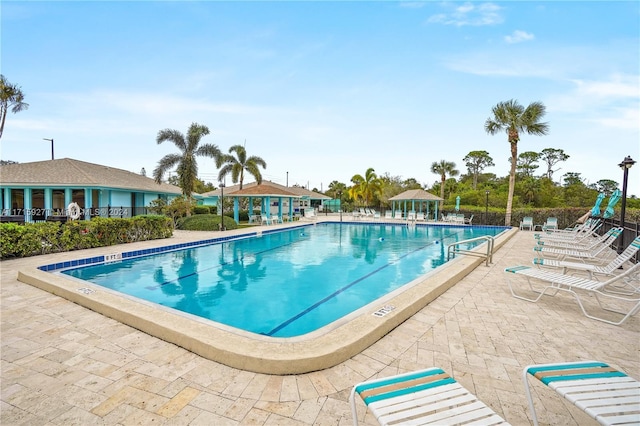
[2,223,638,425]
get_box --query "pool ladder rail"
[446,235,495,266]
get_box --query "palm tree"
[216,144,267,189]
[153,122,221,202]
[348,168,381,207]
[485,99,549,225]
[430,160,459,200]
[0,75,29,140]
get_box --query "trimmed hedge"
[0,215,173,259]
[177,214,238,231]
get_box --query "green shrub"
[193,206,211,215]
[178,214,238,231]
[0,215,173,259]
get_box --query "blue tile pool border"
[38,224,313,272]
[37,222,509,272]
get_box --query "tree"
[348,167,382,207]
[484,99,549,225]
[539,148,569,180]
[153,122,221,205]
[217,144,266,190]
[563,172,585,187]
[402,177,423,190]
[430,160,459,200]
[463,150,494,190]
[0,75,29,140]
[327,180,347,199]
[516,151,540,177]
[594,179,618,196]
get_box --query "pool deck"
[2,219,639,425]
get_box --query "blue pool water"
[62,223,506,337]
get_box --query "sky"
[1,1,639,197]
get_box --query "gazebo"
[388,189,444,221]
[215,181,301,223]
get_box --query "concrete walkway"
[1,226,638,425]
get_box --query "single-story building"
[0,158,183,222]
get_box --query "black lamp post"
[219,182,225,231]
[617,155,636,253]
[337,190,342,222]
[485,190,490,225]
[43,138,54,160]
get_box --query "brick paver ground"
[2,225,638,425]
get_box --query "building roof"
[388,189,443,202]
[0,158,183,194]
[202,180,331,200]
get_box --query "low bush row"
[0,215,173,259]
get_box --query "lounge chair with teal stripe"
[534,217,601,239]
[533,228,622,262]
[349,367,510,425]
[523,361,640,426]
[533,236,640,282]
[504,262,640,325]
[535,227,622,250]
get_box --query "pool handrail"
[446,235,495,266]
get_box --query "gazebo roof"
[203,180,300,198]
[201,180,332,199]
[388,189,443,202]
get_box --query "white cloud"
[548,74,640,130]
[504,30,535,44]
[427,2,503,27]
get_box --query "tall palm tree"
[153,122,221,202]
[430,160,459,200]
[348,167,381,207]
[216,144,267,189]
[485,99,549,225]
[0,75,29,140]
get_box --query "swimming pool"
[60,223,505,337]
[18,221,515,374]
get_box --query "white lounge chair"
[533,236,640,281]
[407,211,416,222]
[393,211,403,220]
[415,212,425,222]
[536,218,601,237]
[534,227,622,250]
[261,215,271,226]
[350,367,510,425]
[384,211,392,220]
[504,262,640,325]
[304,209,317,221]
[464,214,474,225]
[523,361,640,426]
[271,215,283,225]
[533,221,603,240]
[533,229,622,262]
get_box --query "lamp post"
[337,190,342,222]
[219,182,225,231]
[485,190,490,225]
[617,155,636,254]
[43,138,54,160]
